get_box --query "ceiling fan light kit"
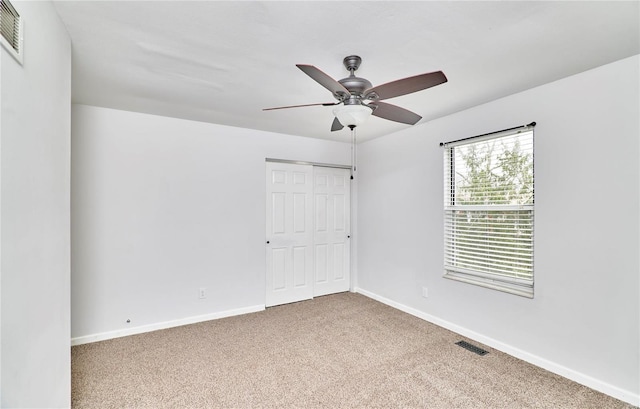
[333,104,372,128]
[264,55,447,132]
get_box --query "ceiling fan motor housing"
[338,55,372,103]
[338,76,372,98]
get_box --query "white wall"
[71,105,351,340]
[0,24,3,406]
[1,1,71,407]
[356,55,639,404]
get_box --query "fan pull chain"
[354,127,357,173]
[350,126,356,180]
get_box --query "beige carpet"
[72,292,633,408]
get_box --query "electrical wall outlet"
[422,287,428,298]
[199,287,207,299]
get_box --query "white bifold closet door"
[265,162,350,307]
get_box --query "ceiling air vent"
[0,0,23,64]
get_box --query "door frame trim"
[266,158,351,170]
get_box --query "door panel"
[315,244,329,283]
[266,162,314,307]
[334,243,345,280]
[334,194,346,231]
[272,193,286,234]
[313,167,351,297]
[293,246,308,287]
[293,193,307,232]
[272,248,287,290]
[315,194,328,232]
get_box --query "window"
[442,126,534,297]
[1,0,23,65]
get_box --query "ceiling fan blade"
[297,64,350,98]
[365,71,447,101]
[263,102,339,111]
[369,101,422,125]
[331,117,344,132]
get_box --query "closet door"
[265,162,314,307]
[313,167,351,296]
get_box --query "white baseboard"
[71,304,265,346]
[354,287,639,407]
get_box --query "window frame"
[442,126,535,298]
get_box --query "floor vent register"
[455,340,489,356]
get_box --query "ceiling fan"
[264,55,447,131]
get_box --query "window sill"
[444,271,534,298]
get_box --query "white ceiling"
[52,1,639,142]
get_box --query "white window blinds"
[443,126,534,297]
